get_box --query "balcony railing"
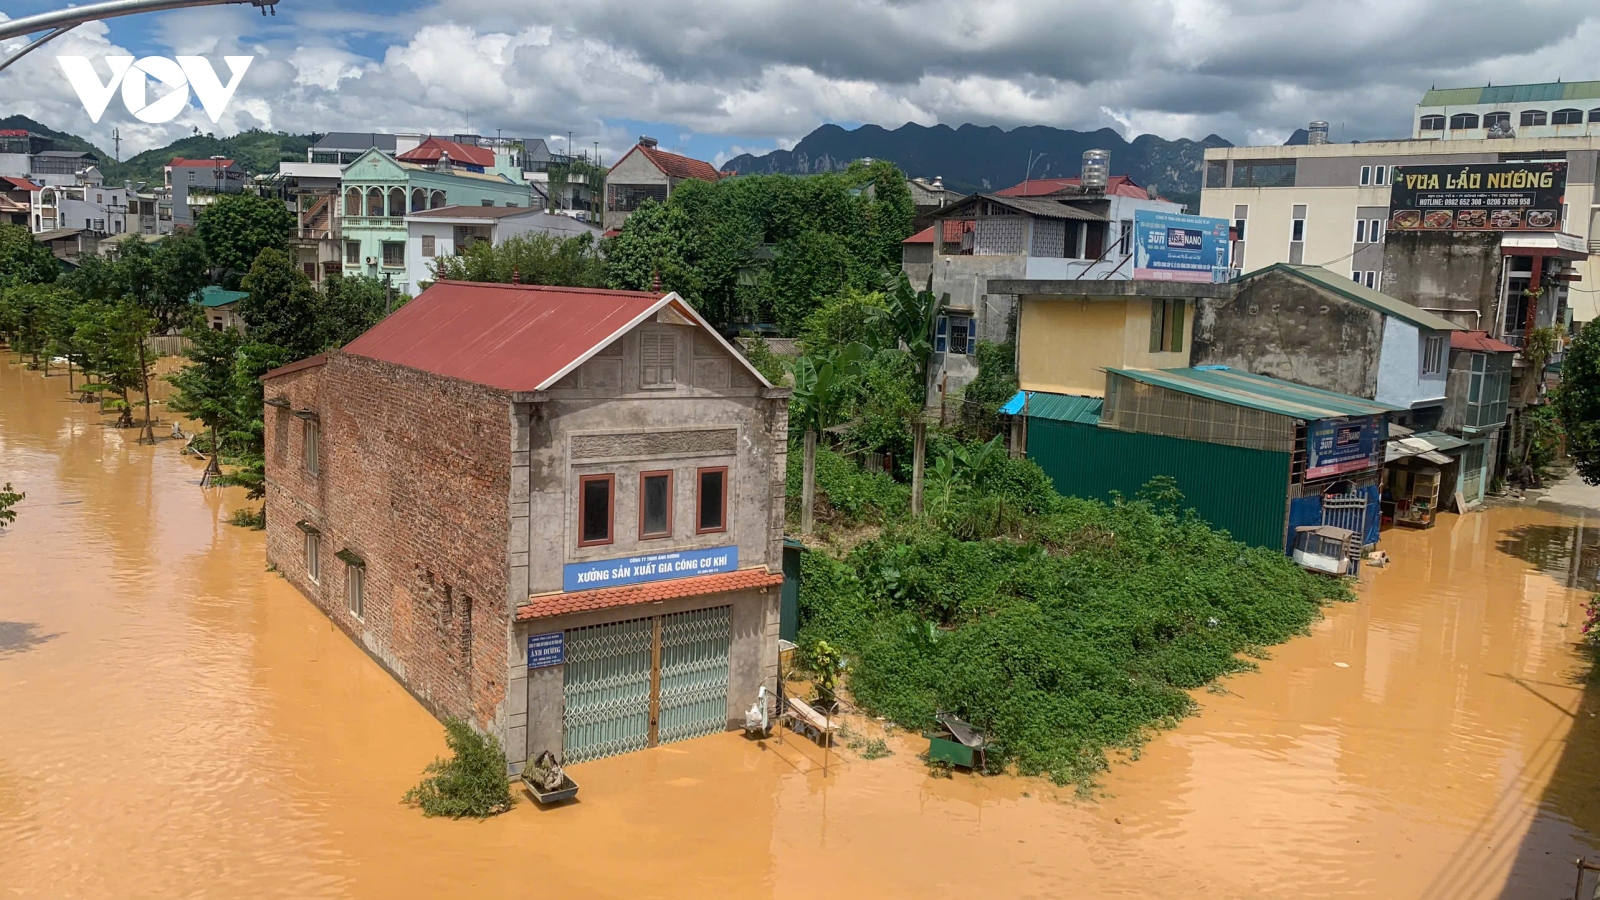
[341,216,406,229]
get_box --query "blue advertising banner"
[1133,210,1231,283]
[562,545,739,593]
[1306,415,1385,480]
[526,632,564,668]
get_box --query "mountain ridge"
[0,115,316,185]
[721,122,1236,204]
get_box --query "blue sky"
[4,0,1600,164]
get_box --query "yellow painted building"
[992,279,1233,397]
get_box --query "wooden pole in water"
[136,337,155,445]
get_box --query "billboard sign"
[1133,210,1231,283]
[1306,415,1385,480]
[562,545,738,593]
[1388,162,1566,232]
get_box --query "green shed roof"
[1237,264,1461,333]
[1106,367,1401,421]
[1421,81,1600,107]
[1025,392,1103,424]
[196,285,248,308]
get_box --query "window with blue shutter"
[935,315,948,352]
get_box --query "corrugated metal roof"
[1240,264,1462,332]
[339,281,771,392]
[196,285,248,308]
[342,281,669,392]
[1024,391,1103,423]
[1412,430,1470,451]
[1421,81,1600,107]
[396,137,495,168]
[1107,367,1400,420]
[1451,331,1519,353]
[975,193,1106,221]
[996,175,1151,199]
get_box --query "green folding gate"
[563,617,653,763]
[657,606,732,745]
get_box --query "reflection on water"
[2,356,1598,899]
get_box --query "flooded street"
[3,354,1599,899]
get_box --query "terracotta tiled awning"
[518,568,783,621]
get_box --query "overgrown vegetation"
[0,482,22,527]
[429,231,607,288]
[402,719,515,818]
[607,160,915,331]
[795,461,1348,787]
[1556,318,1600,483]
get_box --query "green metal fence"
[1026,418,1292,550]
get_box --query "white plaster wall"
[405,222,456,288]
[1375,319,1448,409]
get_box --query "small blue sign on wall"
[526,632,564,668]
[562,545,739,593]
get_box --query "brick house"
[603,136,723,231]
[262,281,790,770]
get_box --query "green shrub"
[227,506,265,529]
[799,483,1349,787]
[402,719,514,818]
[786,442,909,527]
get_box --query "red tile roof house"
[603,136,724,232]
[261,281,790,770]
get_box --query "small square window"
[345,241,360,265]
[1422,334,1445,375]
[696,467,727,534]
[381,241,404,267]
[422,234,435,258]
[579,474,614,546]
[640,470,673,539]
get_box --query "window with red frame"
[696,467,727,534]
[639,470,673,539]
[578,474,614,546]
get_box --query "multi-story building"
[917,159,1187,406]
[27,150,97,188]
[0,130,50,179]
[166,157,248,228]
[33,177,132,236]
[1412,81,1600,141]
[603,137,722,231]
[337,148,534,295]
[261,281,789,771]
[308,132,402,165]
[1198,126,1596,326]
[403,205,603,289]
[0,176,37,226]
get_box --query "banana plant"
[792,341,869,533]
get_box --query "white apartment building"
[1412,81,1600,141]
[1198,134,1600,323]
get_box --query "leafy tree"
[0,223,59,287]
[197,194,294,287]
[429,232,606,288]
[771,230,858,334]
[607,198,694,294]
[167,321,245,467]
[402,719,515,818]
[1556,318,1600,482]
[316,272,395,347]
[1,283,59,367]
[238,248,320,358]
[74,298,156,436]
[0,482,22,527]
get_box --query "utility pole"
[112,127,120,162]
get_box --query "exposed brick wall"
[264,352,512,733]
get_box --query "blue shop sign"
[526,631,564,668]
[1133,209,1231,283]
[562,545,739,593]
[1306,415,1385,479]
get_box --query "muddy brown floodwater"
[4,356,1600,899]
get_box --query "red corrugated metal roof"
[338,281,670,392]
[1451,331,1519,353]
[169,157,234,167]
[1,176,42,192]
[613,143,722,182]
[396,137,495,168]
[0,129,29,136]
[517,569,783,620]
[997,174,1149,198]
[261,354,328,381]
[903,225,935,244]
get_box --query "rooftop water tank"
[1307,121,1330,145]
[1081,149,1109,190]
